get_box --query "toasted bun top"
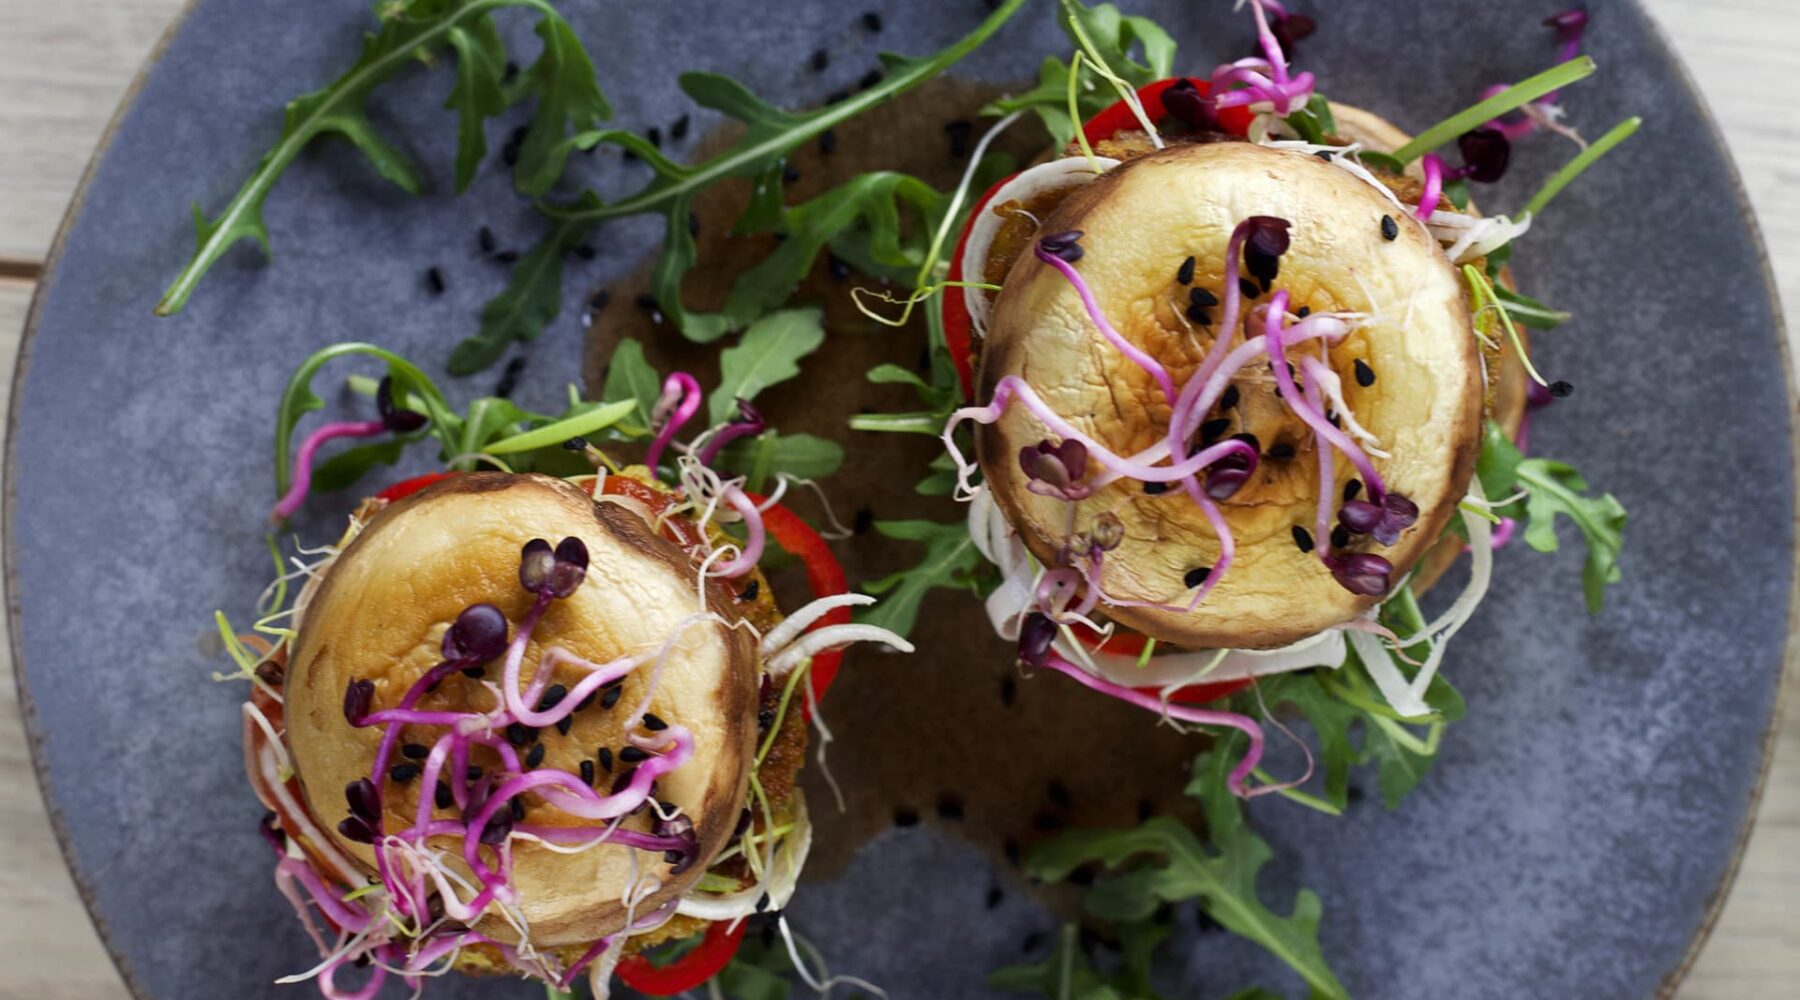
[284,473,758,947]
[978,141,1483,649]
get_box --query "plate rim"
[3,2,1789,998]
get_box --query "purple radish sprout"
[1035,238,1177,406]
[1262,291,1390,500]
[708,487,766,578]
[1482,9,1591,138]
[643,372,702,470]
[1417,153,1446,220]
[273,378,427,522]
[1019,438,1092,500]
[695,399,766,466]
[1206,0,1316,115]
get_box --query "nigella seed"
[809,48,829,72]
[739,580,760,602]
[646,126,663,148]
[1033,811,1062,832]
[601,686,623,710]
[580,759,596,785]
[893,807,920,828]
[819,129,838,155]
[1355,359,1376,386]
[986,885,1004,909]
[425,267,446,295]
[619,746,650,763]
[1137,798,1154,822]
[1186,303,1213,326]
[1343,479,1363,501]
[1292,525,1315,553]
[575,690,596,712]
[858,68,884,91]
[937,793,966,820]
[782,163,801,184]
[610,768,636,795]
[1381,214,1399,241]
[1549,380,1574,398]
[854,506,874,533]
[757,705,777,730]
[688,212,700,238]
[461,665,486,678]
[390,764,421,783]
[1240,277,1260,299]
[402,743,429,760]
[478,226,496,254]
[556,716,573,736]
[1188,286,1219,308]
[1315,150,1334,161]
[1184,566,1213,588]
[670,114,690,140]
[1177,255,1196,286]
[827,254,850,281]
[1295,305,1311,318]
[502,60,518,84]
[494,250,519,264]
[1230,431,1261,453]
[862,11,883,32]
[435,782,453,809]
[506,722,536,746]
[597,747,614,772]
[642,712,668,731]
[493,356,525,399]
[466,766,483,780]
[1143,480,1171,495]
[1003,838,1022,867]
[1331,524,1351,549]
[1199,418,1231,445]
[541,685,568,711]
[1221,385,1240,410]
[573,244,597,261]
[525,743,546,769]
[825,89,849,104]
[944,119,972,158]
[510,797,525,822]
[590,290,610,312]
[1047,781,1072,809]
[634,292,659,311]
[1000,677,1017,707]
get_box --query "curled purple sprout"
[1481,9,1590,139]
[273,378,428,522]
[1262,291,1390,502]
[1416,153,1446,220]
[694,398,766,467]
[708,486,767,578]
[1035,239,1177,406]
[1206,0,1316,116]
[643,371,702,470]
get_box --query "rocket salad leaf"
[157,0,607,317]
[985,0,1177,146]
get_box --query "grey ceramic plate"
[9,0,1790,997]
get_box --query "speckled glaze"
[8,1,1788,999]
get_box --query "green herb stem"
[1391,57,1597,164]
[1521,116,1642,219]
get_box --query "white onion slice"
[675,794,813,922]
[1062,628,1347,690]
[959,156,1121,340]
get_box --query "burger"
[933,12,1551,751]
[239,467,907,996]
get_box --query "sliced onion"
[675,794,813,921]
[959,156,1121,340]
[1062,628,1347,689]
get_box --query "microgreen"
[709,309,827,423]
[855,520,987,636]
[1516,459,1628,612]
[989,921,1173,1000]
[157,0,607,317]
[1520,116,1642,219]
[983,0,1176,145]
[1391,57,1597,164]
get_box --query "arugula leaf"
[712,931,797,1000]
[158,0,605,316]
[1515,458,1627,613]
[1029,749,1350,1000]
[709,308,827,423]
[714,431,845,483]
[600,336,662,434]
[989,923,1169,1000]
[1475,420,1523,501]
[490,0,1030,348]
[1282,95,1337,145]
[274,343,459,498]
[984,0,1176,145]
[450,192,600,374]
[310,439,408,493]
[1251,673,1362,811]
[856,519,985,636]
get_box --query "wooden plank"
[0,3,1792,999]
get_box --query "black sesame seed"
[1295,305,1311,318]
[597,747,614,772]
[1331,525,1351,549]
[1230,431,1261,453]
[478,226,496,254]
[858,68,884,91]
[1355,358,1376,387]
[1348,785,1366,803]
[670,114,690,141]
[1068,866,1096,887]
[555,716,573,736]
[809,48,830,72]
[1186,303,1213,326]
[757,705,777,730]
[944,119,973,158]
[819,129,838,155]
[1143,480,1171,495]
[435,782,453,809]
[466,766,483,781]
[1220,385,1241,410]
[563,436,589,452]
[509,797,525,822]
[1240,277,1260,299]
[601,686,623,710]
[1343,479,1362,501]
[1196,908,1224,933]
[646,126,663,148]
[1138,798,1155,822]
[986,884,1004,909]
[1292,525,1314,553]
[590,290,610,312]
[573,243,597,261]
[894,807,920,828]
[494,356,525,399]
[1003,838,1022,866]
[862,11,883,31]
[853,506,874,534]
[1177,255,1196,286]
[827,254,850,281]
[622,146,639,163]
[494,250,519,264]
[1184,566,1213,588]
[401,743,430,760]
[524,743,546,768]
[502,60,519,84]
[1548,380,1574,398]
[580,759,596,785]
[1315,149,1334,161]
[390,764,421,783]
[1381,214,1399,241]
[610,768,636,795]
[825,89,849,104]
[688,212,700,238]
[1189,286,1218,308]
[1327,411,1343,428]
[1033,810,1063,832]
[642,712,668,732]
[506,722,536,746]
[739,579,761,602]
[1000,677,1017,707]
[425,266,446,295]
[936,793,966,820]
[782,163,801,184]
[1047,780,1072,809]
[1022,932,1045,953]
[1199,417,1231,445]
[619,746,650,763]
[634,293,659,312]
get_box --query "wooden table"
[0,1,1793,996]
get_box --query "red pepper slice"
[745,494,851,715]
[375,471,459,502]
[614,917,747,996]
[1068,622,1254,705]
[941,78,1254,400]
